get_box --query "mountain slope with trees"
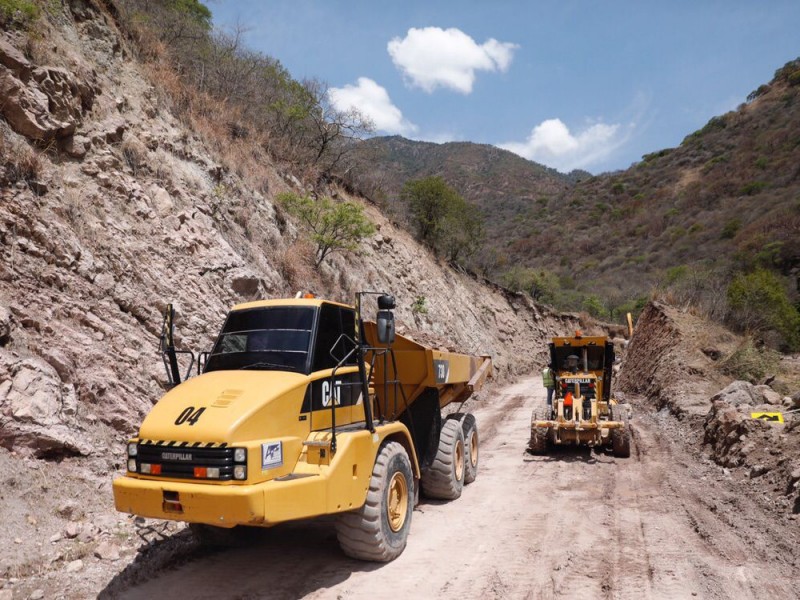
[344,61,800,348]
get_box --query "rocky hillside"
[345,61,800,318]
[619,301,800,515]
[0,1,601,591]
[0,1,595,457]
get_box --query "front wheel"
[336,441,414,562]
[528,408,549,454]
[610,405,632,458]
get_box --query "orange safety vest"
[564,392,573,407]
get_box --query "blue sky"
[211,1,800,174]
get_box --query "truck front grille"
[136,442,235,481]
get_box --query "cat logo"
[321,379,342,407]
[750,412,784,423]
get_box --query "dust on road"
[104,378,799,600]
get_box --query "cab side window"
[312,305,358,371]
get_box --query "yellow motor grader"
[113,292,491,562]
[528,333,631,457]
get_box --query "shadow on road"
[523,444,615,464]
[99,517,383,599]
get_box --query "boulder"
[0,35,31,77]
[0,60,95,141]
[710,381,759,407]
[0,350,88,457]
[754,384,782,406]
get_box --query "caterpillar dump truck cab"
[528,333,631,457]
[113,293,491,561]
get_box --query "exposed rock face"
[704,398,800,513]
[0,34,97,140]
[710,380,783,408]
[617,301,737,416]
[0,350,89,457]
[0,3,583,457]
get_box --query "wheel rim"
[469,430,478,467]
[454,440,464,481]
[387,471,408,532]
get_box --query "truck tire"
[461,413,479,484]
[611,405,631,458]
[445,413,478,484]
[420,418,465,500]
[528,408,549,454]
[335,441,413,562]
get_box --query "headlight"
[127,458,137,472]
[233,448,247,463]
[234,465,247,480]
[127,442,138,457]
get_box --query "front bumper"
[112,472,327,527]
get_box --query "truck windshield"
[204,306,315,373]
[553,346,605,371]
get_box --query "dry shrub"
[721,339,781,383]
[120,137,148,174]
[279,239,317,292]
[1,133,42,185]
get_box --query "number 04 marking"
[175,406,206,426]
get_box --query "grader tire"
[335,441,413,562]
[528,408,549,454]
[421,418,465,500]
[611,405,632,458]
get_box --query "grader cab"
[528,333,631,457]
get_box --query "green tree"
[401,176,456,246]
[727,269,800,350]
[278,193,375,269]
[582,295,609,319]
[401,176,484,263]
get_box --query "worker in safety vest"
[542,364,555,409]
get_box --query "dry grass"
[279,239,317,292]
[0,127,43,185]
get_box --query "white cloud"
[387,27,518,94]
[328,77,417,136]
[499,118,626,172]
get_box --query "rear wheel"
[421,418,465,499]
[528,408,549,454]
[461,413,479,484]
[336,441,413,562]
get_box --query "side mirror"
[376,309,395,345]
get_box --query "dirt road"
[103,378,799,599]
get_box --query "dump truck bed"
[363,322,492,420]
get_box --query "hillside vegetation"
[344,61,800,349]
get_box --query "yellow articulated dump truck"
[528,333,631,457]
[113,292,492,561]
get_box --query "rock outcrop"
[0,4,580,457]
[0,35,97,141]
